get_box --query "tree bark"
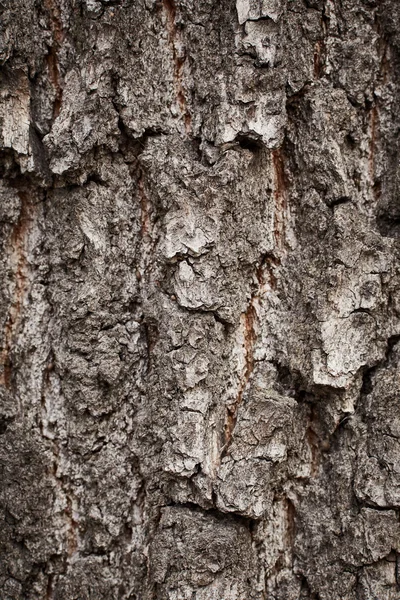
[1,0,400,598]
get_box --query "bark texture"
[1,0,400,598]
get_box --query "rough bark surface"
[1,0,400,598]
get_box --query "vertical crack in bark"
[39,351,54,439]
[44,0,64,119]
[65,494,79,558]
[162,0,192,134]
[272,148,288,252]
[40,352,79,572]
[305,411,321,478]
[135,165,159,372]
[223,301,257,450]
[369,104,378,187]
[39,354,58,598]
[48,444,79,565]
[285,496,296,559]
[136,166,157,284]
[380,44,390,85]
[222,271,262,458]
[369,17,389,197]
[220,144,289,459]
[313,40,324,79]
[262,496,297,594]
[305,400,333,478]
[258,252,280,292]
[314,2,328,79]
[46,574,55,600]
[0,191,34,389]
[138,169,151,245]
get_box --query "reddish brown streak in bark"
[221,151,288,458]
[272,148,287,250]
[162,0,192,134]
[223,302,257,455]
[0,192,33,388]
[44,0,64,119]
[222,252,282,456]
[221,151,287,457]
[313,40,325,79]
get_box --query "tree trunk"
[1,0,400,598]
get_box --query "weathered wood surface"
[1,0,400,598]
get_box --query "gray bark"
[1,0,400,598]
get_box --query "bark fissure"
[44,0,64,119]
[272,148,288,252]
[39,346,81,583]
[222,299,257,456]
[162,0,191,134]
[2,0,400,598]
[0,191,34,389]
